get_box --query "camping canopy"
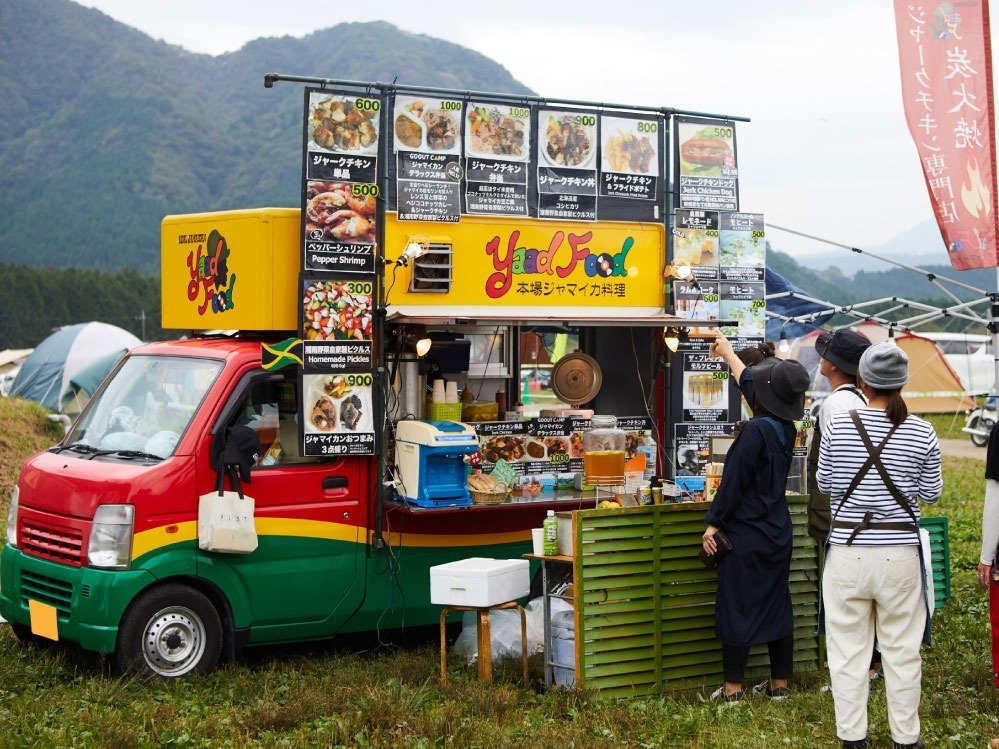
[11,323,142,413]
[788,323,975,414]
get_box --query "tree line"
[0,263,166,349]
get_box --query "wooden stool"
[439,600,528,685]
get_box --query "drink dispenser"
[582,415,626,486]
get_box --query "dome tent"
[10,323,142,414]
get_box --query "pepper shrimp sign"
[302,90,381,274]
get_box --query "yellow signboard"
[383,213,665,313]
[161,208,300,331]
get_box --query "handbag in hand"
[699,530,733,568]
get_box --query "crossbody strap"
[848,410,918,527]
[829,411,902,530]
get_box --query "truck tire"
[971,415,994,447]
[115,583,222,678]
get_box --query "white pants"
[823,545,925,745]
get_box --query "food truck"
[0,76,760,678]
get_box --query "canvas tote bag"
[198,465,258,554]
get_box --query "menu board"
[674,115,739,212]
[474,416,654,497]
[298,276,376,456]
[464,101,531,216]
[719,212,765,282]
[302,91,381,274]
[385,93,666,224]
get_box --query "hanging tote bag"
[198,465,258,554]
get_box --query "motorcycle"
[963,394,996,447]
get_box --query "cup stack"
[445,380,459,404]
[432,379,446,404]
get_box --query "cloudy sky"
[78,0,960,259]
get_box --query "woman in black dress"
[702,340,810,701]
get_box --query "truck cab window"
[230,372,318,466]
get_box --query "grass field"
[0,399,997,747]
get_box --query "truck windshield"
[65,355,223,458]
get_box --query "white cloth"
[982,479,999,565]
[823,545,924,745]
[817,384,866,434]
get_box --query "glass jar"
[582,415,626,486]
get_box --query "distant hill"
[0,0,533,272]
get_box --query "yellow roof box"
[161,208,300,332]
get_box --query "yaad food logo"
[185,229,236,316]
[484,229,635,299]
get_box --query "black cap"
[220,425,261,483]
[814,329,872,376]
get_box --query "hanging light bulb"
[415,337,432,357]
[778,329,790,354]
[663,326,688,353]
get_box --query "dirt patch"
[940,437,986,461]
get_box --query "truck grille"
[20,519,84,566]
[21,570,74,614]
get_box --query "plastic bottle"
[543,510,559,556]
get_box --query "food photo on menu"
[302,280,373,342]
[718,299,766,338]
[305,181,377,245]
[677,124,735,177]
[540,110,596,169]
[308,93,380,154]
[466,103,530,160]
[302,374,373,435]
[393,95,462,154]
[600,116,658,175]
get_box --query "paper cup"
[445,381,459,403]
[531,527,545,556]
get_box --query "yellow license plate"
[28,600,59,641]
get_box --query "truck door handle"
[323,476,348,490]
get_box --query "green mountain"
[0,0,532,273]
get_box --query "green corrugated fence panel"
[574,499,819,696]
[919,516,950,610]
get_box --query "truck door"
[199,369,367,642]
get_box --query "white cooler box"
[430,557,530,607]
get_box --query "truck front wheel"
[115,583,222,678]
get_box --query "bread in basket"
[467,472,510,505]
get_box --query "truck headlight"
[5,486,18,549]
[88,505,134,569]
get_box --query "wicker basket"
[469,483,510,505]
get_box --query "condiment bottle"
[495,389,507,420]
[461,386,474,405]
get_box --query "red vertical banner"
[894,0,998,270]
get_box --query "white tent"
[10,323,142,413]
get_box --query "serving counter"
[531,495,820,698]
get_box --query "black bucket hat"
[752,357,810,421]
[220,425,261,483]
[814,329,871,376]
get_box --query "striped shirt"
[817,407,942,546]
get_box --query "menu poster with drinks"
[719,281,766,338]
[298,276,376,456]
[719,213,765,283]
[673,209,719,281]
[671,336,741,424]
[674,115,739,212]
[301,89,380,274]
[673,278,720,320]
[393,94,463,223]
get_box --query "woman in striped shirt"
[817,342,941,749]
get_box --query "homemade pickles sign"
[298,276,376,456]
